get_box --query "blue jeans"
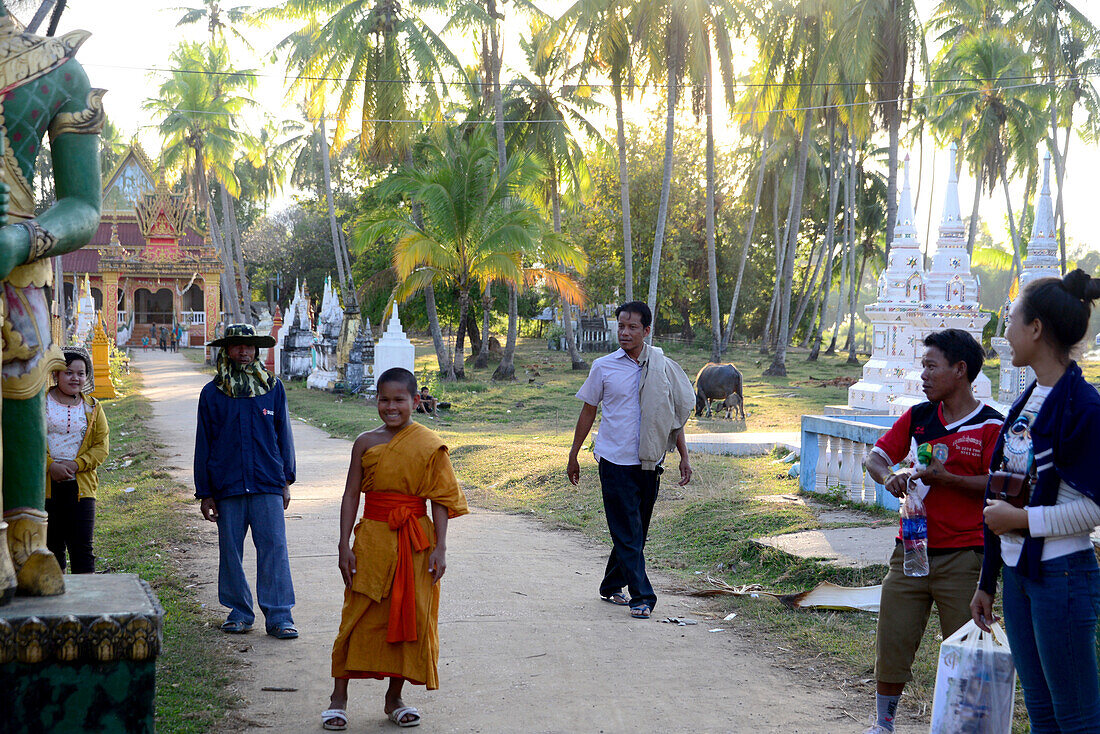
[1002,549,1100,733]
[216,493,295,630]
[598,459,659,610]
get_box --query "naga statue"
[0,5,104,604]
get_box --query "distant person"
[158,326,168,351]
[194,324,298,639]
[170,328,178,352]
[322,368,468,731]
[972,270,1100,731]
[860,329,1002,734]
[415,386,437,417]
[45,348,109,574]
[566,301,694,620]
[141,335,149,351]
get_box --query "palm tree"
[145,41,256,322]
[174,0,254,47]
[839,0,924,260]
[269,0,466,374]
[357,129,583,380]
[99,118,129,178]
[504,20,603,374]
[1008,0,1099,272]
[932,30,1044,284]
[559,0,637,301]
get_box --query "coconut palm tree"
[357,129,583,380]
[839,0,925,260]
[504,20,604,374]
[558,0,637,301]
[932,30,1044,282]
[145,41,256,322]
[175,0,254,47]
[269,0,467,373]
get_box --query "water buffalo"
[694,362,744,420]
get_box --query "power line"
[85,60,1100,92]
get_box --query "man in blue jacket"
[195,324,298,639]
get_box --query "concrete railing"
[183,311,205,325]
[799,414,900,511]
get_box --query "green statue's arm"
[0,59,101,280]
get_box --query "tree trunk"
[723,139,768,350]
[1000,167,1024,280]
[966,163,982,254]
[222,189,251,323]
[613,74,633,302]
[883,109,900,260]
[318,116,348,296]
[474,282,492,368]
[806,129,841,352]
[847,248,866,365]
[411,194,454,380]
[453,287,469,379]
[792,234,823,335]
[703,52,721,364]
[761,174,783,352]
[764,119,812,377]
[560,299,583,369]
[205,191,241,323]
[492,286,518,380]
[646,59,680,333]
[487,0,507,173]
[547,160,584,370]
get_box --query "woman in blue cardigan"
[971,269,1100,732]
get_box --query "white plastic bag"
[929,620,1016,734]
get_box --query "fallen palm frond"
[688,575,881,613]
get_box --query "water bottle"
[901,443,931,577]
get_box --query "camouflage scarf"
[213,349,274,398]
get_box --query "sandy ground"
[133,349,908,734]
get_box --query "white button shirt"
[575,348,643,466]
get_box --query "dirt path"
[134,349,884,733]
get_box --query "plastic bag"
[929,620,1016,734]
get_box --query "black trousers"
[45,479,95,573]
[598,459,660,610]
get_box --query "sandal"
[321,708,348,731]
[630,604,652,620]
[220,620,252,634]
[600,592,629,606]
[267,624,299,639]
[388,705,421,727]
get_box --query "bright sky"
[46,0,1100,260]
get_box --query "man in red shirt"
[860,329,1002,733]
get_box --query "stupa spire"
[941,143,962,227]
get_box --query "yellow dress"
[330,422,468,688]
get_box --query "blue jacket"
[194,379,296,500]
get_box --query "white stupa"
[906,143,992,403]
[848,157,926,413]
[73,273,97,344]
[307,275,344,390]
[374,302,415,380]
[993,150,1061,404]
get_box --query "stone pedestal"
[0,574,164,733]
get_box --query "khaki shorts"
[875,543,982,684]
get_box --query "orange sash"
[362,491,429,643]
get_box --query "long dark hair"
[1017,269,1100,356]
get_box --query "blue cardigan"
[194,379,296,500]
[979,362,1100,594]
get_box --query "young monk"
[322,367,468,730]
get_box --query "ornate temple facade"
[59,144,224,346]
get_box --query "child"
[45,348,109,573]
[322,367,468,731]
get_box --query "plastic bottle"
[901,443,932,577]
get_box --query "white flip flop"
[321,708,348,731]
[388,706,421,728]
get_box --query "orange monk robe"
[331,421,468,689]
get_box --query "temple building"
[59,144,224,347]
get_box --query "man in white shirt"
[566,302,693,620]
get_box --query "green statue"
[0,6,104,604]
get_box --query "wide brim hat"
[207,323,276,349]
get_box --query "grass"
[94,371,238,733]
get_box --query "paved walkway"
[133,351,911,733]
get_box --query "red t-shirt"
[873,401,1003,549]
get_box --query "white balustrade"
[800,415,898,511]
